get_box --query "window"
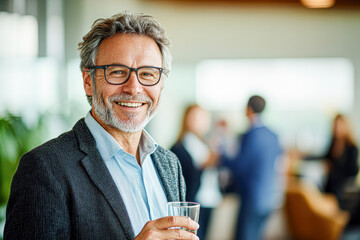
[0,12,38,57]
[196,58,354,154]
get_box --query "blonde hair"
[176,104,202,142]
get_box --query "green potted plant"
[0,112,47,237]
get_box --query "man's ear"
[83,70,93,97]
[246,105,254,117]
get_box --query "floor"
[207,194,239,240]
[206,194,290,240]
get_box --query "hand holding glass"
[167,202,200,234]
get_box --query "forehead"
[96,34,163,66]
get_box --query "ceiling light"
[301,0,335,8]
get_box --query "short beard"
[92,87,159,133]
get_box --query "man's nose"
[122,71,142,95]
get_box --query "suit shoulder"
[28,129,77,155]
[170,142,187,155]
[253,126,278,137]
[20,129,81,170]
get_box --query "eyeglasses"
[89,64,163,86]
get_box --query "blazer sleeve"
[4,149,70,239]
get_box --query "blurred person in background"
[209,118,237,159]
[209,118,239,194]
[171,104,222,240]
[233,95,283,240]
[323,114,359,207]
[4,11,199,240]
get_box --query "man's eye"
[109,70,127,76]
[140,71,156,78]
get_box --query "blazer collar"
[151,146,181,202]
[73,119,135,240]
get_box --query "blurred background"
[1,0,360,239]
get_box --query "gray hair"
[78,11,172,105]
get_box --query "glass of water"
[167,201,200,234]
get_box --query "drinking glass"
[166,201,200,234]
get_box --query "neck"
[94,115,143,164]
[112,126,142,164]
[249,113,260,124]
[112,129,142,157]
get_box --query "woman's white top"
[183,133,222,208]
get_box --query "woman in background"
[171,104,221,240]
[324,114,359,205]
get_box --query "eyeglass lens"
[105,66,161,85]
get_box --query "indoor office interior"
[1,0,360,239]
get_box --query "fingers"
[153,216,199,231]
[165,228,199,240]
[137,228,199,240]
[135,217,199,240]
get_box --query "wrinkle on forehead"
[96,34,162,68]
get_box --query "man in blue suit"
[234,95,283,240]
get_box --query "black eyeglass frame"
[89,64,163,86]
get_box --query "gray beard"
[92,88,159,133]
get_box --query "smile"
[116,102,144,108]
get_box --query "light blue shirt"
[84,112,168,236]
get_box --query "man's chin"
[111,117,150,133]
[113,108,157,133]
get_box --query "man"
[4,12,199,240]
[234,95,283,240]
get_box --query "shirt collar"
[84,112,158,164]
[139,129,158,164]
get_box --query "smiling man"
[4,12,199,240]
[84,33,163,161]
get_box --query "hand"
[134,216,199,240]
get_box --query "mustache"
[108,93,153,104]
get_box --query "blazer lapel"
[73,119,134,240]
[151,146,181,202]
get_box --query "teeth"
[117,102,143,107]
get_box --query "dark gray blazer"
[4,119,186,240]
